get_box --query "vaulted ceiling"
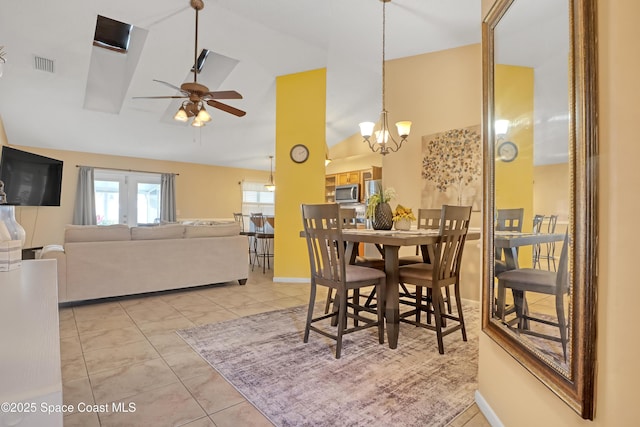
[0,0,480,170]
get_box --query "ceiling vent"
[33,55,55,73]
[93,15,132,53]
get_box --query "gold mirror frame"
[481,0,597,419]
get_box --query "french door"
[94,170,161,225]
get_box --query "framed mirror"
[482,0,597,419]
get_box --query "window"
[241,181,275,216]
[94,170,161,225]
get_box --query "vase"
[0,205,26,247]
[372,202,393,230]
[394,218,412,231]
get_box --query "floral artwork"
[421,125,482,211]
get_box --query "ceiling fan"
[134,0,245,126]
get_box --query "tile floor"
[59,267,489,427]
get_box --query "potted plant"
[392,205,416,230]
[366,187,396,230]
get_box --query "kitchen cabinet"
[325,166,382,203]
[325,175,337,203]
[337,171,360,185]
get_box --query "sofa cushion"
[65,224,131,243]
[184,222,240,238]
[131,224,185,240]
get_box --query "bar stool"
[234,213,257,266]
[250,213,274,273]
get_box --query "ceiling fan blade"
[207,100,246,117]
[132,95,188,99]
[202,90,243,100]
[153,79,189,95]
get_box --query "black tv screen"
[0,146,64,206]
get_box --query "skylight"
[93,15,132,53]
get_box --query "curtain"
[160,173,177,222]
[72,166,97,225]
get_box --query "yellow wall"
[478,0,640,425]
[0,116,269,248]
[273,69,326,279]
[495,64,535,265]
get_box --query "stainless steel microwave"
[335,184,359,203]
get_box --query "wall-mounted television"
[0,146,64,206]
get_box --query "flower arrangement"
[392,205,416,222]
[365,187,396,219]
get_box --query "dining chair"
[234,212,257,266]
[301,203,386,358]
[396,207,454,317]
[397,205,472,354]
[324,208,384,315]
[494,208,525,275]
[250,213,274,273]
[398,208,442,265]
[531,214,545,269]
[496,232,570,360]
[539,214,559,271]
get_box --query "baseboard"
[272,277,309,283]
[475,390,504,427]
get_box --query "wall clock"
[497,141,518,162]
[290,144,309,163]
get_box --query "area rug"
[177,302,480,427]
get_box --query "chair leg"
[512,290,526,330]
[444,286,452,314]
[335,289,348,359]
[376,281,385,344]
[324,288,334,314]
[556,292,568,361]
[432,289,445,354]
[415,286,423,325]
[353,289,360,327]
[304,283,317,343]
[454,283,467,342]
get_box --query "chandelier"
[265,155,276,191]
[358,0,411,155]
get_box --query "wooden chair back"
[417,208,442,230]
[432,205,472,284]
[339,208,358,229]
[496,208,524,232]
[301,204,346,286]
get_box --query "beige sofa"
[41,222,248,303]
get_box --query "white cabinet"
[0,260,62,427]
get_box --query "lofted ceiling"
[0,0,480,171]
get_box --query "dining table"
[341,228,481,349]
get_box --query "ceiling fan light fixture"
[196,105,211,122]
[191,118,205,127]
[174,106,189,122]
